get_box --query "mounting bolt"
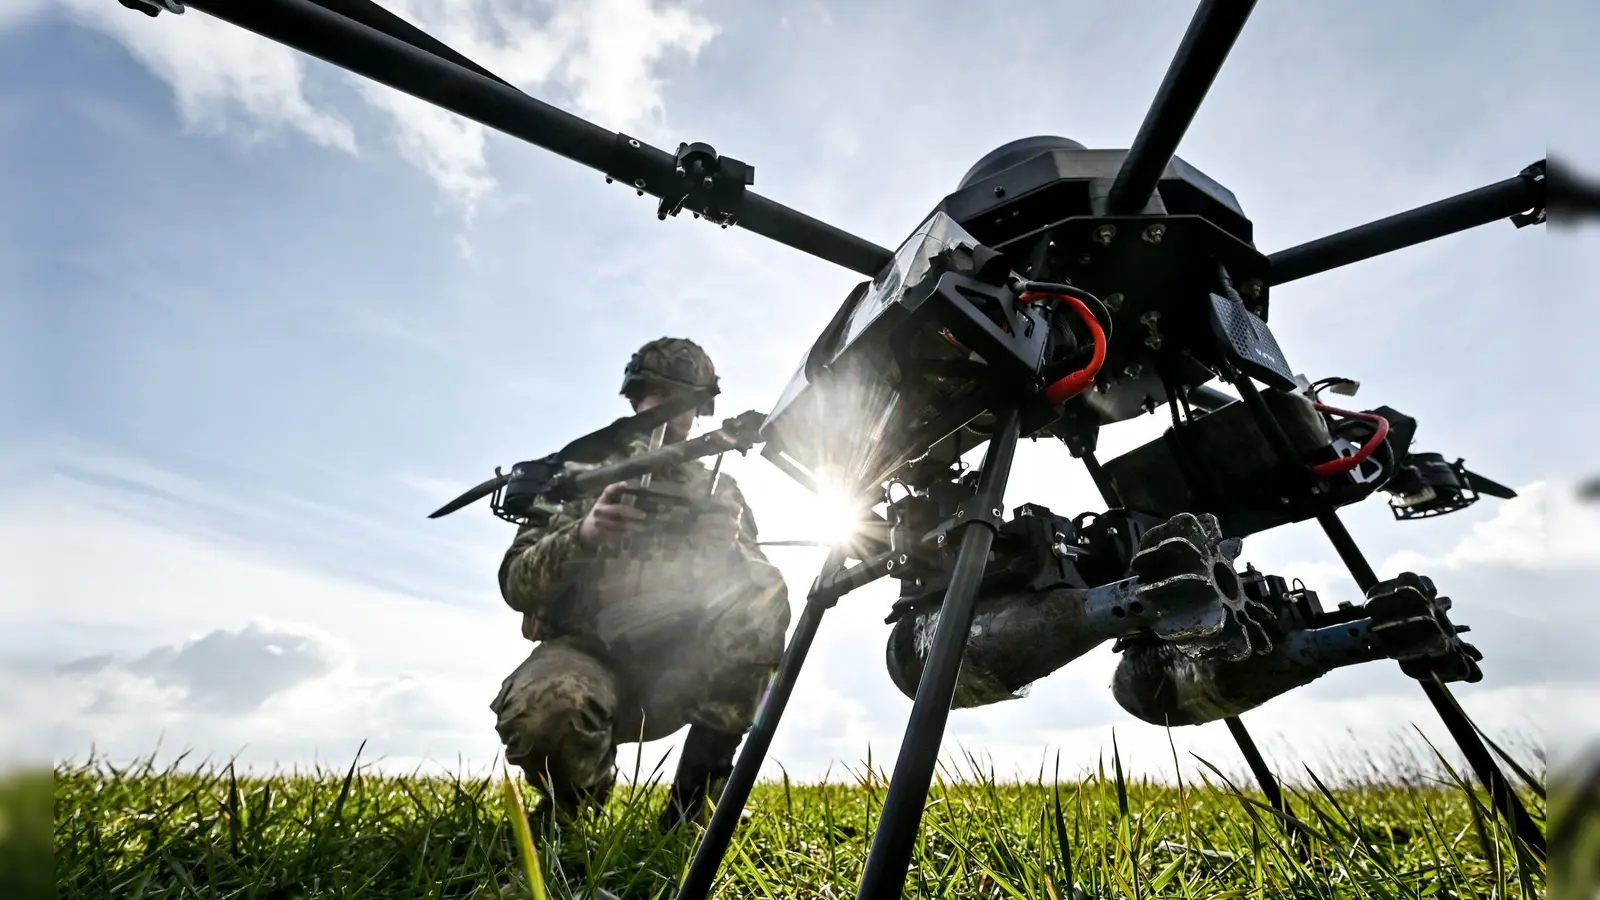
[1104,292,1124,311]
[1142,223,1166,244]
[1094,224,1116,246]
[633,178,646,189]
[628,138,641,148]
[1140,310,1163,349]
[675,166,686,177]
[898,554,909,565]
[1123,363,1142,379]
[994,186,1006,197]
[936,534,947,546]
[703,176,714,188]
[991,508,1002,518]
[1243,279,1264,299]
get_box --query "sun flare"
[785,484,867,549]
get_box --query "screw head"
[1105,292,1124,311]
[1243,279,1264,299]
[993,186,1006,197]
[1094,224,1117,246]
[633,178,646,189]
[628,138,641,148]
[1142,223,1166,244]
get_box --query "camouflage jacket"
[497,436,779,657]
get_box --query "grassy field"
[39,738,1557,900]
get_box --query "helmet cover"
[621,337,720,416]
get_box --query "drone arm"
[1266,160,1546,285]
[296,0,511,86]
[1106,0,1258,215]
[173,0,893,276]
[555,411,767,499]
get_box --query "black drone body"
[125,0,1552,894]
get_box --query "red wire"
[939,327,970,353]
[1019,291,1108,405]
[1310,403,1390,480]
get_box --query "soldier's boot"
[658,725,743,832]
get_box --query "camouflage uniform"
[489,339,791,813]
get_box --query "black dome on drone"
[957,136,1088,189]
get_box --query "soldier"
[490,338,792,830]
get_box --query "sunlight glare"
[791,483,866,548]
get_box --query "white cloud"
[60,0,718,211]
[1382,481,1600,573]
[58,620,350,715]
[60,0,359,153]
[0,0,45,34]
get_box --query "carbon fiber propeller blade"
[1462,468,1517,500]
[429,473,510,518]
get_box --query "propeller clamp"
[657,142,754,227]
[1511,160,1546,228]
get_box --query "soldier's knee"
[705,570,791,666]
[490,643,620,793]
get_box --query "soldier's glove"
[1366,572,1485,684]
[658,725,742,833]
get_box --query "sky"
[5,0,1597,790]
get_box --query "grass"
[45,735,1553,900]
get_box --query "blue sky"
[6,0,1597,785]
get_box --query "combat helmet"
[621,337,720,416]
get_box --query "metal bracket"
[603,136,754,227]
[924,496,1005,549]
[656,142,754,227]
[119,0,184,15]
[1511,160,1547,228]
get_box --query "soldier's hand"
[578,483,647,547]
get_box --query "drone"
[124,0,1555,895]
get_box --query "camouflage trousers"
[490,576,790,811]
